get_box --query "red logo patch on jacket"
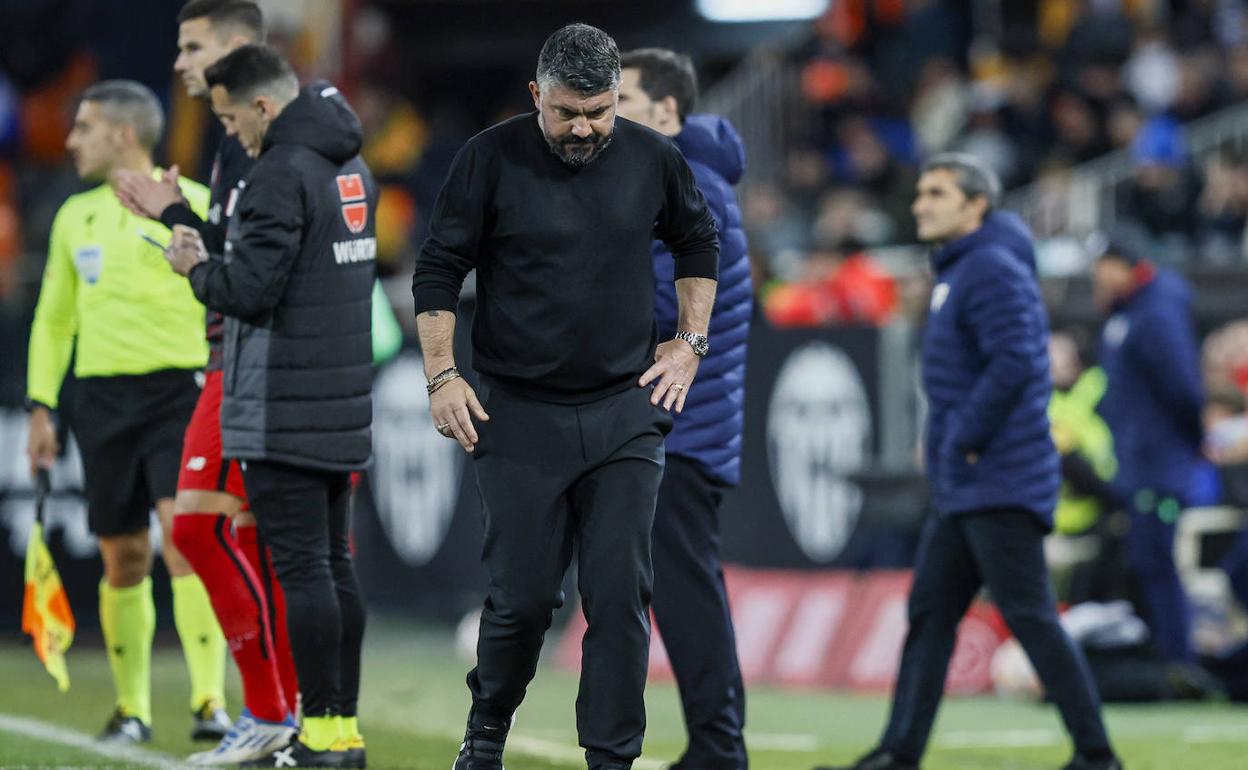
[336,173,368,234]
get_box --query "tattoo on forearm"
[428,310,440,317]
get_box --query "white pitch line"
[937,728,1063,749]
[743,732,821,751]
[418,726,668,770]
[506,734,667,769]
[0,712,193,769]
[516,729,822,758]
[1183,726,1248,743]
[0,709,674,770]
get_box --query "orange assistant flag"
[21,470,73,691]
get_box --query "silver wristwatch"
[675,331,709,357]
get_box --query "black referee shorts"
[71,368,200,536]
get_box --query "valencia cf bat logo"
[336,173,368,234]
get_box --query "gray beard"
[546,130,614,168]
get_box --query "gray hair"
[921,152,1002,208]
[81,80,164,150]
[536,23,620,95]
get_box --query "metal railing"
[699,47,806,186]
[1004,101,1248,238]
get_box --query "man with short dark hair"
[167,43,377,769]
[814,154,1120,770]
[26,79,219,745]
[413,23,719,770]
[620,48,699,126]
[1093,233,1203,664]
[114,3,306,764]
[180,0,263,40]
[618,47,751,770]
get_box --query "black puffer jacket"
[161,135,252,373]
[189,82,378,471]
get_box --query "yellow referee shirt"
[27,171,211,409]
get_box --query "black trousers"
[880,509,1110,763]
[651,455,747,769]
[469,382,671,768]
[243,460,366,718]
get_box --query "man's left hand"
[640,339,700,412]
[166,224,207,276]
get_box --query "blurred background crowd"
[7,2,1248,317]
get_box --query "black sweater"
[412,113,719,403]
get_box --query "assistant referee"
[26,80,223,744]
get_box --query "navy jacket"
[1097,268,1203,500]
[653,115,753,485]
[922,211,1059,526]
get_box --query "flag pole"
[34,468,49,527]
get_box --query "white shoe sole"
[187,727,297,765]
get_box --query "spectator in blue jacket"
[817,154,1118,770]
[618,48,751,770]
[1094,234,1204,662]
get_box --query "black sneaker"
[1165,662,1225,701]
[1062,754,1124,770]
[452,715,510,770]
[190,699,232,742]
[97,708,151,745]
[338,736,367,769]
[812,748,918,770]
[240,737,350,768]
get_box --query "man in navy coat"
[617,48,752,770]
[815,154,1120,770]
[1094,235,1203,663]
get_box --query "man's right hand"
[115,165,185,220]
[26,407,59,478]
[166,224,208,276]
[429,377,489,453]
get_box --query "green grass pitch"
[1,617,1247,769]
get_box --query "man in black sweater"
[412,23,719,770]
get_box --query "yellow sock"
[301,716,339,752]
[341,716,360,741]
[171,573,227,711]
[99,578,155,725]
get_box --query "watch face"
[678,332,708,356]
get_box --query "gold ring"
[672,383,685,391]
[436,423,452,436]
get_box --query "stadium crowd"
[10,1,1248,324]
[750,0,1248,326]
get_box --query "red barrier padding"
[555,566,1010,694]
